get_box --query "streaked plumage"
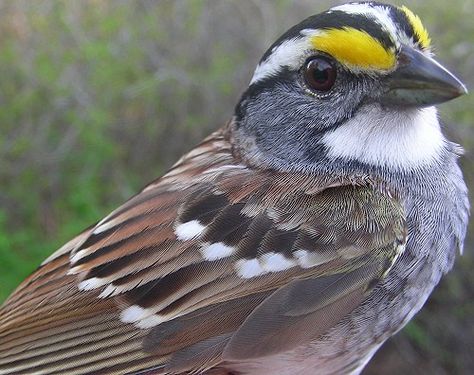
[0,2,469,375]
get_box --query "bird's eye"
[303,56,337,92]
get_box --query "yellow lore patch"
[310,27,396,71]
[400,6,431,49]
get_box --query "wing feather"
[223,261,384,360]
[0,129,406,374]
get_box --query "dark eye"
[303,56,337,92]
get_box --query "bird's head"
[232,2,467,173]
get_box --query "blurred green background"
[0,0,472,373]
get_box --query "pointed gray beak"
[381,45,467,107]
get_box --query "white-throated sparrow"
[0,2,468,374]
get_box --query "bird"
[0,2,469,374]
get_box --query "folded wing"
[0,131,406,375]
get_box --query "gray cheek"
[234,76,371,170]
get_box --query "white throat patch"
[320,105,445,170]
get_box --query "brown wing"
[0,130,406,375]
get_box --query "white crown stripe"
[331,3,400,48]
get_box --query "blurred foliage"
[0,0,472,374]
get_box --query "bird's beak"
[381,45,467,107]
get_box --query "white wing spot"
[67,265,84,275]
[293,249,334,269]
[98,284,118,298]
[201,242,235,261]
[175,220,206,241]
[121,306,171,328]
[70,248,92,264]
[260,252,297,272]
[235,258,267,279]
[92,219,117,235]
[77,277,108,291]
[120,305,147,323]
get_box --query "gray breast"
[311,155,469,374]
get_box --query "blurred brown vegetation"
[0,1,472,374]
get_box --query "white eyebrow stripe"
[250,36,311,84]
